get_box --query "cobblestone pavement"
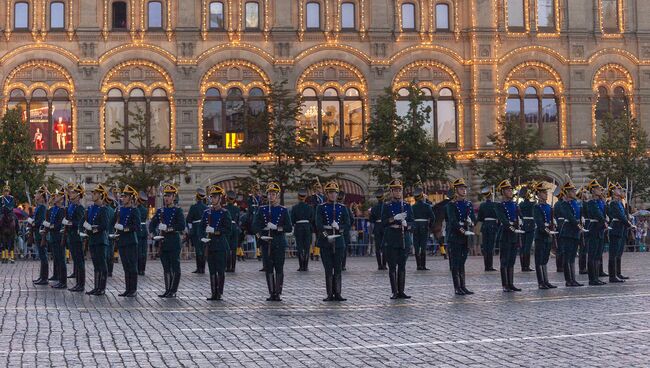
[1,253,650,367]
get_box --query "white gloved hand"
[114,224,124,231]
[327,235,338,243]
[201,238,211,243]
[464,231,475,236]
[331,221,340,230]
[206,226,215,234]
[267,222,278,230]
[401,220,408,228]
[83,221,92,231]
[42,221,51,228]
[27,218,34,224]
[394,212,406,221]
[158,223,168,232]
[62,219,71,226]
[187,223,192,230]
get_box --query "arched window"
[14,2,29,30]
[540,87,559,147]
[401,3,416,31]
[524,87,540,132]
[436,3,450,31]
[611,87,628,118]
[112,1,128,29]
[594,86,610,123]
[343,88,363,148]
[106,89,125,150]
[595,86,629,122]
[505,85,560,147]
[150,88,170,148]
[306,2,321,30]
[601,0,620,32]
[50,2,65,30]
[396,87,458,146]
[537,0,555,30]
[507,0,525,29]
[148,1,163,29]
[505,87,521,121]
[298,88,320,147]
[7,88,72,152]
[245,2,260,30]
[203,88,223,149]
[341,2,355,30]
[209,2,225,29]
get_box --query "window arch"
[14,2,29,30]
[306,2,321,30]
[593,64,633,142]
[340,2,356,30]
[50,2,65,30]
[601,0,622,33]
[209,1,225,30]
[536,0,556,31]
[147,1,163,29]
[435,3,450,31]
[112,1,128,29]
[245,1,260,30]
[401,3,416,31]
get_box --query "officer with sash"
[445,178,476,295]
[532,181,557,289]
[494,180,523,292]
[518,185,535,272]
[315,181,351,301]
[369,189,387,270]
[291,189,314,271]
[31,186,50,285]
[200,185,232,301]
[64,184,86,292]
[225,190,241,272]
[110,185,141,297]
[84,184,110,295]
[557,181,586,287]
[607,182,633,283]
[585,180,607,285]
[136,191,149,276]
[381,179,414,299]
[149,184,186,298]
[47,187,67,289]
[187,188,208,274]
[412,187,435,271]
[477,187,498,272]
[252,182,292,301]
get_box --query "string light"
[591,63,634,144]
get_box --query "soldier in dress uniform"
[532,181,557,289]
[553,187,566,273]
[252,182,292,301]
[64,184,86,292]
[111,185,142,297]
[149,184,186,298]
[225,190,241,272]
[381,179,414,299]
[200,185,232,301]
[494,180,523,292]
[47,187,67,289]
[136,191,149,276]
[557,181,586,287]
[577,187,590,275]
[31,186,50,285]
[584,180,607,285]
[315,181,351,301]
[337,191,352,271]
[105,190,117,277]
[607,182,633,283]
[1,183,17,263]
[412,187,435,271]
[186,188,208,274]
[445,178,476,295]
[309,182,325,262]
[84,184,110,296]
[477,187,498,272]
[518,184,535,272]
[291,189,314,271]
[369,189,387,270]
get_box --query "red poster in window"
[53,117,70,151]
[29,103,49,151]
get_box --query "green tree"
[586,114,650,202]
[470,117,542,187]
[240,81,333,204]
[363,87,399,185]
[0,109,48,203]
[107,106,188,192]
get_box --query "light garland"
[598,0,625,37]
[591,63,634,144]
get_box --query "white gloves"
[201,238,211,243]
[158,223,168,232]
[327,235,339,243]
[114,224,124,231]
[62,219,71,226]
[27,218,34,224]
[83,221,92,231]
[267,222,278,230]
[331,221,339,230]
[206,226,215,234]
[394,212,407,221]
[401,220,407,228]
[187,223,192,230]
[42,221,51,228]
[464,231,475,236]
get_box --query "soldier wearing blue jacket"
[64,185,86,292]
[186,189,208,274]
[518,186,536,272]
[1,184,17,263]
[225,190,241,273]
[252,182,292,301]
[477,187,498,272]
[112,185,142,297]
[584,180,607,285]
[445,178,476,295]
[48,187,67,289]
[31,186,50,285]
[412,187,435,271]
[84,184,110,296]
[136,192,149,276]
[557,181,586,287]
[607,182,633,283]
[494,180,522,292]
[201,185,232,301]
[532,182,557,289]
[149,184,186,298]
[369,189,387,270]
[291,189,314,271]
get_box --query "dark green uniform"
[186,200,208,273]
[291,201,314,271]
[477,199,498,271]
[200,206,232,300]
[381,199,414,298]
[445,199,476,294]
[553,199,565,272]
[86,203,109,295]
[65,202,85,291]
[136,204,149,275]
[412,199,435,271]
[47,205,66,288]
[0,194,17,262]
[315,201,351,301]
[607,199,631,282]
[533,202,555,288]
[340,204,353,271]
[113,206,141,296]
[225,202,241,272]
[519,198,535,272]
[369,201,387,270]
[149,206,186,297]
[252,204,292,300]
[558,199,583,286]
[578,199,588,274]
[32,204,49,284]
[494,200,521,291]
[105,205,116,277]
[585,198,607,284]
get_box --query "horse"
[0,207,17,262]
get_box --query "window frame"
[244,1,261,31]
[396,87,458,148]
[601,0,621,33]
[49,1,66,31]
[505,85,561,148]
[147,1,164,31]
[14,2,30,31]
[340,2,356,31]
[401,2,416,32]
[208,1,225,30]
[111,1,129,30]
[305,1,321,31]
[506,0,526,32]
[435,3,450,32]
[536,0,556,32]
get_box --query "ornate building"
[0,0,646,203]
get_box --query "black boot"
[501,267,510,292]
[588,259,599,285]
[381,253,388,270]
[453,268,464,295]
[389,269,398,299]
[166,272,180,298]
[334,273,346,301]
[508,267,521,291]
[564,259,572,286]
[52,264,67,289]
[49,262,58,281]
[274,273,283,301]
[616,257,629,280]
[486,253,496,271]
[579,252,587,274]
[125,273,137,297]
[414,252,421,270]
[396,268,411,299]
[599,257,608,277]
[570,262,583,286]
[297,255,304,271]
[231,253,237,273]
[138,256,146,276]
[118,273,130,297]
[536,267,548,289]
[303,254,309,271]
[376,251,383,270]
[341,253,347,271]
[459,265,473,295]
[265,273,276,301]
[483,254,490,272]
[609,257,623,283]
[86,271,99,295]
[69,266,85,292]
[323,274,334,301]
[67,264,76,279]
[34,262,49,285]
[93,272,107,296]
[218,273,225,298]
[521,254,532,272]
[542,265,556,288]
[420,249,430,270]
[595,260,607,285]
[159,272,171,297]
[207,274,219,300]
[192,255,201,273]
[556,253,564,272]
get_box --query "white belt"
[389,225,404,229]
[459,222,465,226]
[414,219,429,222]
[484,218,497,221]
[140,222,146,225]
[231,221,236,224]
[375,220,382,223]
[588,219,600,223]
[192,220,201,223]
[558,218,565,221]
[611,219,620,222]
[296,220,310,224]
[523,217,534,220]
[323,226,333,229]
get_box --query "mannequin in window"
[33,128,44,150]
[54,117,67,150]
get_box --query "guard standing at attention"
[64,184,86,292]
[369,189,387,270]
[518,185,535,272]
[412,187,435,271]
[187,188,208,274]
[225,190,241,272]
[112,185,141,297]
[607,182,633,283]
[136,191,149,276]
[84,184,110,296]
[494,180,523,292]
[445,178,476,295]
[585,180,607,285]
[554,188,566,273]
[477,187,498,272]
[337,191,352,271]
[532,182,557,289]
[48,187,67,289]
[200,185,232,301]
[31,186,50,285]
[557,181,586,287]
[291,189,314,271]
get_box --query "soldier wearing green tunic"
[445,178,476,295]
[149,184,186,298]
[557,181,586,287]
[200,185,232,301]
[31,186,50,285]
[112,185,142,297]
[412,187,435,271]
[291,189,314,271]
[225,190,241,272]
[381,179,414,299]
[186,189,208,274]
[337,191,353,271]
[105,193,117,277]
[64,184,86,292]
[369,189,387,270]
[136,191,149,275]
[607,182,633,283]
[518,185,535,272]
[584,180,607,286]
[477,187,498,272]
[532,181,557,289]
[84,184,110,296]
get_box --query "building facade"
[0,0,647,203]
